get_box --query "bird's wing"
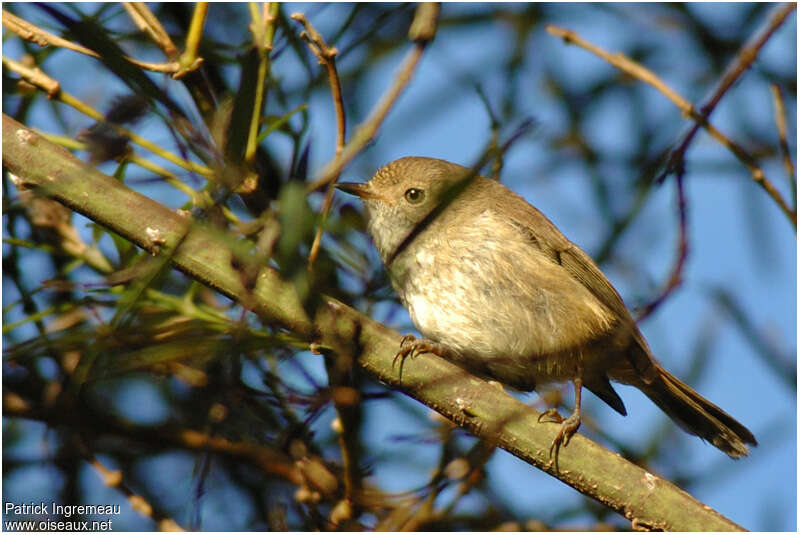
[503,205,629,319]
[506,204,658,383]
[555,243,630,319]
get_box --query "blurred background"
[3,2,796,531]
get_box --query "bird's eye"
[404,188,425,204]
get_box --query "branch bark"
[2,114,746,531]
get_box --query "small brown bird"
[337,156,757,464]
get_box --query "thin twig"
[305,47,425,194]
[305,3,440,193]
[546,23,797,227]
[175,2,208,78]
[74,437,184,531]
[3,9,95,56]
[2,55,212,178]
[3,400,301,484]
[292,12,348,265]
[291,13,360,512]
[39,131,201,203]
[3,8,180,74]
[1,55,60,96]
[291,13,347,154]
[475,84,502,180]
[60,90,212,177]
[296,6,439,516]
[663,3,797,182]
[635,170,688,322]
[701,3,796,114]
[770,83,796,206]
[245,2,280,164]
[122,2,179,58]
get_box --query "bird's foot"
[544,411,581,473]
[393,335,448,380]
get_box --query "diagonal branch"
[770,83,796,206]
[122,2,179,58]
[3,7,180,74]
[75,437,184,531]
[664,3,797,183]
[305,3,440,193]
[291,12,348,266]
[2,55,212,178]
[546,20,796,228]
[3,113,749,532]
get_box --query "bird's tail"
[638,365,757,458]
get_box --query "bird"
[336,156,757,466]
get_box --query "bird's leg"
[393,334,450,380]
[543,377,583,472]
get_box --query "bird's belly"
[394,239,615,388]
[404,281,584,387]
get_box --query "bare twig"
[304,50,422,193]
[3,400,301,485]
[245,2,280,164]
[291,12,348,265]
[770,83,796,206]
[305,3,440,193]
[3,9,95,56]
[663,3,797,183]
[291,13,347,155]
[701,4,796,115]
[3,8,180,74]
[545,20,796,317]
[1,55,60,96]
[174,2,208,78]
[546,23,797,227]
[2,55,212,178]
[635,171,689,322]
[75,438,184,531]
[122,2,179,58]
[290,13,362,508]
[475,84,503,180]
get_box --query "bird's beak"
[335,182,384,201]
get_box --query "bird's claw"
[537,408,564,424]
[544,412,581,473]
[393,334,421,369]
[393,335,445,380]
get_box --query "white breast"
[397,210,614,361]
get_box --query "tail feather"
[640,366,757,459]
